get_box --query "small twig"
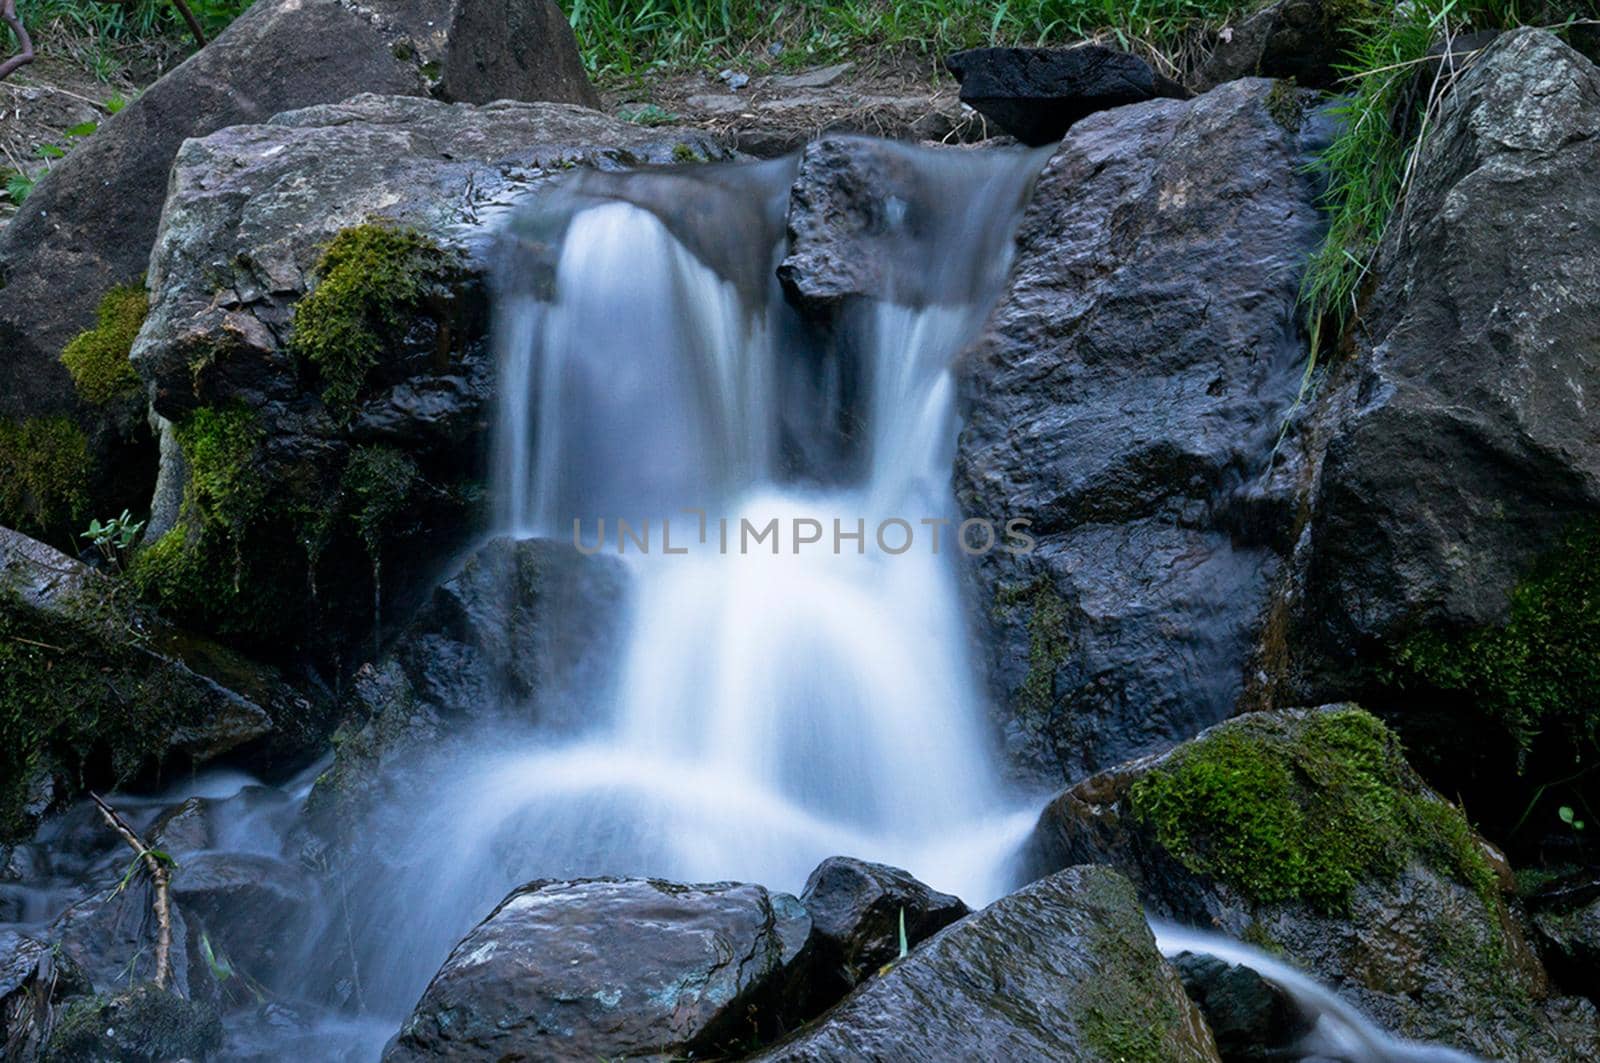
[0,0,36,84]
[6,635,65,652]
[90,791,174,991]
[168,0,206,47]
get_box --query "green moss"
[1130,707,1499,913]
[289,224,459,418]
[0,416,92,536]
[1265,78,1304,131]
[60,281,147,404]
[45,984,222,1062]
[0,580,203,840]
[997,578,1071,725]
[1391,521,1600,760]
[672,142,701,163]
[1071,868,1200,1063]
[341,446,418,560]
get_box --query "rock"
[384,877,812,1062]
[50,886,211,1003]
[945,45,1190,145]
[752,865,1219,1061]
[169,853,315,981]
[770,63,854,90]
[1190,0,1359,92]
[0,525,311,839]
[1528,875,1600,1001]
[1285,30,1600,821]
[1170,951,1312,1061]
[0,0,594,431]
[1018,706,1600,1059]
[1,930,92,1060]
[954,79,1332,787]
[43,983,223,1063]
[799,856,967,994]
[309,536,629,829]
[126,93,724,660]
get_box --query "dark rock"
[778,135,1044,314]
[1281,30,1600,824]
[799,856,967,993]
[1171,951,1312,1061]
[384,877,812,1062]
[1018,706,1600,1059]
[309,536,629,829]
[127,93,724,661]
[954,79,1332,787]
[752,865,1219,1061]
[43,983,223,1063]
[50,886,212,1003]
[0,0,594,430]
[1190,0,1360,92]
[169,853,315,981]
[0,526,311,838]
[1,930,92,1061]
[1528,875,1600,1001]
[945,45,1190,146]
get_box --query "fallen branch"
[90,791,174,991]
[0,0,35,84]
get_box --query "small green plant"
[897,907,909,959]
[1559,805,1585,832]
[83,510,146,572]
[618,102,679,126]
[2,169,33,204]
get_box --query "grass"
[7,0,252,43]
[559,0,1252,80]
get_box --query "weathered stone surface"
[0,0,594,430]
[954,79,1332,787]
[309,536,629,830]
[1293,29,1600,679]
[799,856,967,994]
[753,865,1219,1061]
[1018,707,1600,1060]
[0,930,92,1060]
[945,45,1190,145]
[0,526,311,838]
[170,853,315,980]
[1170,951,1312,1062]
[1190,0,1358,92]
[43,982,223,1063]
[50,886,211,1003]
[126,94,722,660]
[385,877,811,1062]
[1528,875,1600,1002]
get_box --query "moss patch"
[45,984,222,1062]
[0,416,91,537]
[289,224,462,418]
[61,282,147,405]
[342,446,419,561]
[1130,707,1499,912]
[996,577,1071,725]
[1390,521,1600,760]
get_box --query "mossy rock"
[44,984,223,1062]
[1022,706,1600,1058]
[0,416,91,538]
[60,282,148,406]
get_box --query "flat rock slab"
[946,45,1190,145]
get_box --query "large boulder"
[0,525,312,840]
[799,856,968,996]
[1190,0,1360,92]
[42,983,223,1063]
[1018,706,1600,1059]
[124,94,723,661]
[752,865,1219,1061]
[0,930,92,1060]
[1285,29,1600,827]
[954,78,1332,787]
[0,0,594,431]
[385,877,812,1062]
[944,45,1190,146]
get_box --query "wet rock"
[1,930,92,1061]
[309,536,629,828]
[1284,30,1600,822]
[49,886,211,1003]
[954,79,1332,787]
[752,865,1219,1061]
[1528,875,1600,1001]
[945,45,1190,145]
[43,983,223,1063]
[799,856,967,994]
[1019,706,1600,1060]
[384,877,812,1062]
[1191,0,1359,92]
[128,93,724,660]
[1170,951,1312,1061]
[0,526,309,838]
[170,853,315,980]
[0,0,593,423]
